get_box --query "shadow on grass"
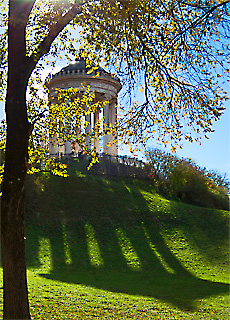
[25,171,229,311]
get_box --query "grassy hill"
[0,159,229,319]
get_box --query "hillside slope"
[17,160,229,318]
[0,160,226,318]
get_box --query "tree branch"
[8,0,36,67]
[29,1,84,67]
[165,0,230,56]
[10,0,35,28]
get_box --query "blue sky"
[120,82,230,178]
[124,103,230,178]
[165,106,229,177]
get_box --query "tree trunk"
[1,1,34,318]
[1,73,32,319]
[1,123,31,319]
[1,0,80,317]
[1,78,32,320]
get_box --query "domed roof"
[48,57,122,93]
[60,57,105,74]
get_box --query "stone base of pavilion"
[48,152,151,180]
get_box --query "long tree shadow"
[25,172,229,311]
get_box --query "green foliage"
[146,149,229,210]
[169,162,228,210]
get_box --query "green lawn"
[0,160,229,319]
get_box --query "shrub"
[146,149,229,210]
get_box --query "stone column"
[110,97,118,157]
[48,97,58,157]
[94,110,100,154]
[58,120,65,158]
[49,134,58,156]
[65,141,72,155]
[75,127,81,155]
[58,143,65,158]
[103,94,111,154]
[85,112,91,150]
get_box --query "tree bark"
[1,104,31,319]
[1,1,34,318]
[1,76,32,320]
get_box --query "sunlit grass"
[62,224,72,265]
[142,222,175,274]
[124,185,131,193]
[85,223,104,267]
[25,271,192,320]
[38,238,52,272]
[163,229,229,283]
[115,227,142,271]
[0,266,229,320]
[75,171,86,178]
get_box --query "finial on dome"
[76,48,85,61]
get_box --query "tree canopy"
[1,0,229,157]
[78,0,230,150]
[0,0,229,319]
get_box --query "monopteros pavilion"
[46,57,121,158]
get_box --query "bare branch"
[165,0,230,56]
